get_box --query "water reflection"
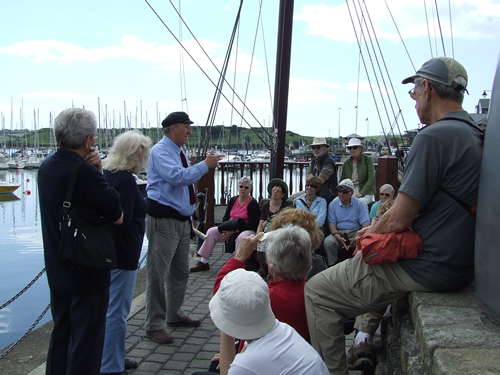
[0,168,48,351]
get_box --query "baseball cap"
[402,57,468,92]
[337,178,354,190]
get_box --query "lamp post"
[338,108,341,149]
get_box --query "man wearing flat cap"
[305,57,483,373]
[307,137,338,204]
[144,111,223,344]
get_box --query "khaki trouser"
[145,215,191,331]
[305,252,429,374]
[323,229,359,266]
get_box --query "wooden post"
[375,156,399,200]
[197,168,215,230]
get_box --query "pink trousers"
[197,226,255,259]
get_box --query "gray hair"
[379,184,395,196]
[239,176,253,190]
[104,130,152,174]
[54,108,97,149]
[265,225,312,281]
[414,76,466,104]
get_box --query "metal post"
[196,191,207,251]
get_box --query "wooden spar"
[271,0,294,179]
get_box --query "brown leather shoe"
[190,261,210,273]
[167,316,201,328]
[145,329,174,344]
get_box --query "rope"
[448,0,454,58]
[383,0,415,71]
[423,0,433,57]
[433,0,447,56]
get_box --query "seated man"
[206,267,329,375]
[323,179,370,266]
[305,57,482,374]
[307,137,338,204]
[369,184,395,220]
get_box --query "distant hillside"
[0,125,394,151]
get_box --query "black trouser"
[46,288,109,375]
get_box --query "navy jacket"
[38,149,122,295]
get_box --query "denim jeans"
[100,268,137,374]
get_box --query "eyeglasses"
[239,185,250,190]
[409,88,417,100]
[271,187,282,192]
[380,193,391,197]
[337,188,351,194]
[311,146,323,150]
[305,183,317,189]
[347,146,359,150]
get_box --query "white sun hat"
[310,137,330,147]
[347,138,363,147]
[209,268,276,340]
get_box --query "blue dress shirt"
[146,136,208,217]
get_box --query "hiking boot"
[347,339,375,372]
[190,261,210,273]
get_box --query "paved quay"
[24,241,361,375]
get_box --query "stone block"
[432,348,500,375]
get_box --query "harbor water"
[0,165,309,351]
[0,168,150,352]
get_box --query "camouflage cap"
[402,57,468,92]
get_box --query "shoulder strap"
[434,117,484,137]
[63,162,84,208]
[439,187,474,216]
[299,198,311,211]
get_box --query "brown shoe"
[167,316,201,328]
[190,261,210,273]
[145,329,174,344]
[347,339,375,372]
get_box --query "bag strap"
[299,198,311,211]
[63,162,84,209]
[440,187,475,216]
[434,116,484,138]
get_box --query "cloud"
[294,0,500,43]
[0,35,263,74]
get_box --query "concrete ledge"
[389,288,500,374]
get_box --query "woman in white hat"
[341,138,376,206]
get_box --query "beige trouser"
[305,252,429,374]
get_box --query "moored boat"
[0,181,20,194]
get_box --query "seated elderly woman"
[369,184,395,219]
[190,176,260,273]
[255,178,291,277]
[294,175,327,226]
[269,208,326,280]
[202,226,315,375]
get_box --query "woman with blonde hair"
[101,130,152,374]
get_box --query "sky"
[1,0,499,146]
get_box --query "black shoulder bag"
[58,162,117,271]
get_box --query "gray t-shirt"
[398,111,483,291]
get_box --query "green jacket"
[341,153,376,196]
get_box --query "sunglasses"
[380,193,391,197]
[305,183,317,189]
[271,187,282,192]
[239,185,250,190]
[409,88,417,100]
[311,145,324,150]
[347,146,359,150]
[337,188,351,194]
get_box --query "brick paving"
[123,242,360,375]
